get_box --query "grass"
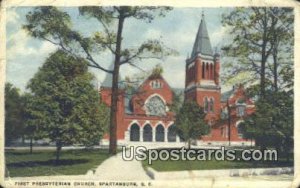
[5,148,111,177]
[142,148,293,172]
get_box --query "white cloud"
[7,28,56,61]
[211,25,232,48]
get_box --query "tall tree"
[27,50,106,162]
[5,83,24,146]
[175,101,209,149]
[22,93,46,153]
[222,7,293,98]
[222,8,294,155]
[242,89,293,161]
[24,6,173,154]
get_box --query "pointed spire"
[191,12,213,58]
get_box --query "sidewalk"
[93,153,150,180]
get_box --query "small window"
[209,98,214,112]
[151,80,162,89]
[237,105,246,117]
[220,127,224,137]
[221,127,228,138]
[202,63,205,79]
[237,123,244,138]
[204,97,209,112]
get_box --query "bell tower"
[184,13,221,116]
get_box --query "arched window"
[202,62,205,79]
[208,63,211,79]
[168,125,177,142]
[236,98,246,117]
[130,124,140,141]
[143,124,153,142]
[220,127,224,137]
[206,63,209,79]
[236,122,245,138]
[204,97,209,112]
[210,98,214,112]
[145,95,166,116]
[155,124,165,142]
[150,80,162,89]
[210,64,213,79]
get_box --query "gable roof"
[221,89,235,102]
[191,13,213,58]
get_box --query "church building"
[100,14,255,146]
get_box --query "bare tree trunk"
[30,137,33,154]
[109,14,125,155]
[55,141,62,164]
[260,8,268,99]
[273,41,279,92]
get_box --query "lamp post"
[227,99,231,146]
[221,99,231,146]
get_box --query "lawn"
[5,148,111,177]
[142,149,293,172]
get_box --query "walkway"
[93,152,151,180]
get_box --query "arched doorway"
[143,124,153,142]
[130,124,140,141]
[155,124,165,142]
[168,125,177,142]
[236,122,245,138]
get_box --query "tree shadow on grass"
[6,152,45,156]
[7,159,89,168]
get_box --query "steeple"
[191,13,213,58]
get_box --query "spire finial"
[202,10,205,19]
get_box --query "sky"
[6,7,232,93]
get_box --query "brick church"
[100,14,255,146]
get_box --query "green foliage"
[22,93,47,142]
[221,7,293,96]
[169,90,184,115]
[23,7,175,72]
[149,64,163,79]
[175,101,209,147]
[24,6,174,155]
[243,90,293,153]
[5,83,25,146]
[27,50,107,149]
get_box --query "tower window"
[202,62,205,79]
[206,63,209,79]
[204,97,209,112]
[210,64,214,80]
[209,98,214,112]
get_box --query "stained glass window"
[145,96,166,116]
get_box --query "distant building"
[100,14,255,146]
